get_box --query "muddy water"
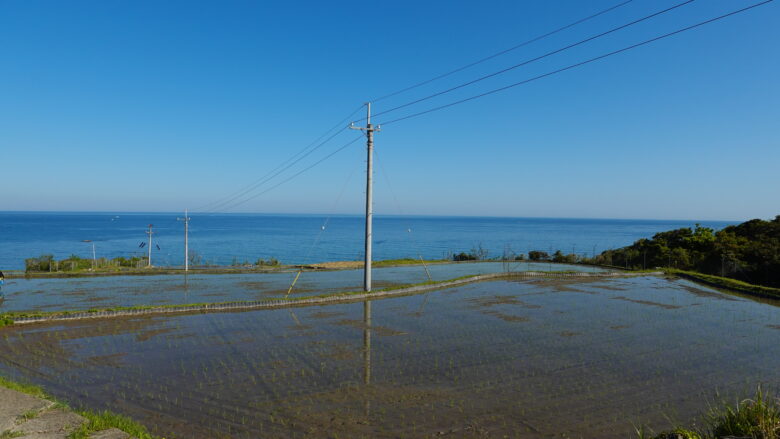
[0,261,603,312]
[1,276,778,438]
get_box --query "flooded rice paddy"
[1,275,779,438]
[0,261,603,312]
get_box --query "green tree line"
[591,215,780,288]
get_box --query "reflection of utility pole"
[146,224,154,267]
[363,300,372,418]
[350,103,380,292]
[177,210,191,272]
[363,300,372,385]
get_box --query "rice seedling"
[0,276,776,437]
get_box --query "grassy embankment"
[10,258,451,279]
[636,387,780,439]
[666,269,780,300]
[0,268,639,328]
[0,375,158,439]
[0,273,496,328]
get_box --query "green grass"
[68,410,157,439]
[373,258,446,267]
[0,375,48,399]
[638,387,780,439]
[19,409,40,421]
[669,269,780,299]
[0,375,160,439]
[0,430,25,438]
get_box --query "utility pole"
[350,103,380,292]
[82,240,96,270]
[146,224,154,267]
[178,210,191,272]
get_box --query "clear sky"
[1,0,778,221]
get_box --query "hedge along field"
[1,276,779,438]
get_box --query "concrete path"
[0,386,131,439]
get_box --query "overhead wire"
[369,0,695,121]
[286,156,363,297]
[194,1,637,214]
[374,148,433,282]
[214,134,365,212]
[379,0,773,126]
[200,127,351,213]
[371,0,635,103]
[192,0,681,213]
[194,104,365,213]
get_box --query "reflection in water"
[363,300,372,418]
[0,276,779,438]
[363,300,371,386]
[5,261,606,313]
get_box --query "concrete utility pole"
[82,240,95,270]
[146,224,154,267]
[178,210,191,272]
[350,103,380,292]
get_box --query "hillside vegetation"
[592,215,780,288]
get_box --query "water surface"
[0,276,778,438]
[0,261,603,312]
[0,212,733,270]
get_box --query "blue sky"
[1,0,777,221]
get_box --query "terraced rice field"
[1,275,778,438]
[0,261,602,312]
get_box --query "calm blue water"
[0,212,733,270]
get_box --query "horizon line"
[0,210,746,224]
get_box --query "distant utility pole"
[146,224,154,267]
[178,210,191,272]
[350,103,380,292]
[82,240,96,270]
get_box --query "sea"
[0,212,734,271]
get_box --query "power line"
[380,0,773,126]
[190,1,674,213]
[193,104,364,213]
[370,0,695,120]
[200,127,351,213]
[213,135,364,212]
[371,0,635,103]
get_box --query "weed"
[706,387,780,439]
[19,409,40,421]
[68,410,158,439]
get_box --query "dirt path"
[0,386,130,438]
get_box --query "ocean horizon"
[0,211,735,271]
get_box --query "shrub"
[528,250,549,261]
[452,252,477,261]
[256,258,280,267]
